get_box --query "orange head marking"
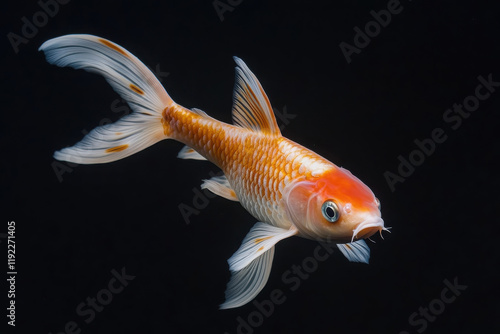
[283,167,385,243]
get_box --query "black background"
[1,0,499,333]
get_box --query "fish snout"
[351,217,385,242]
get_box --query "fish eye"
[322,200,340,223]
[375,197,381,211]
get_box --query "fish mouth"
[351,217,388,242]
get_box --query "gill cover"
[283,179,332,240]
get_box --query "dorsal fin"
[231,57,281,136]
[191,107,210,118]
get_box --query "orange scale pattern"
[165,104,334,227]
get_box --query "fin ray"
[39,34,174,164]
[220,246,275,309]
[201,175,238,201]
[221,222,297,309]
[231,57,281,136]
[228,222,297,272]
[337,240,370,264]
[177,145,207,160]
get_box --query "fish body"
[40,34,387,309]
[169,102,332,231]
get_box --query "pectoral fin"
[201,175,238,201]
[337,240,370,264]
[220,246,275,310]
[220,222,297,309]
[227,222,297,272]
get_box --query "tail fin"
[39,34,173,164]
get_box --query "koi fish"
[40,34,388,309]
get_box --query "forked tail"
[39,34,174,164]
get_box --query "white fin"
[39,34,174,164]
[220,246,275,309]
[190,107,213,119]
[231,57,281,136]
[228,222,297,272]
[177,145,207,160]
[201,175,238,201]
[220,223,297,309]
[337,240,370,264]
